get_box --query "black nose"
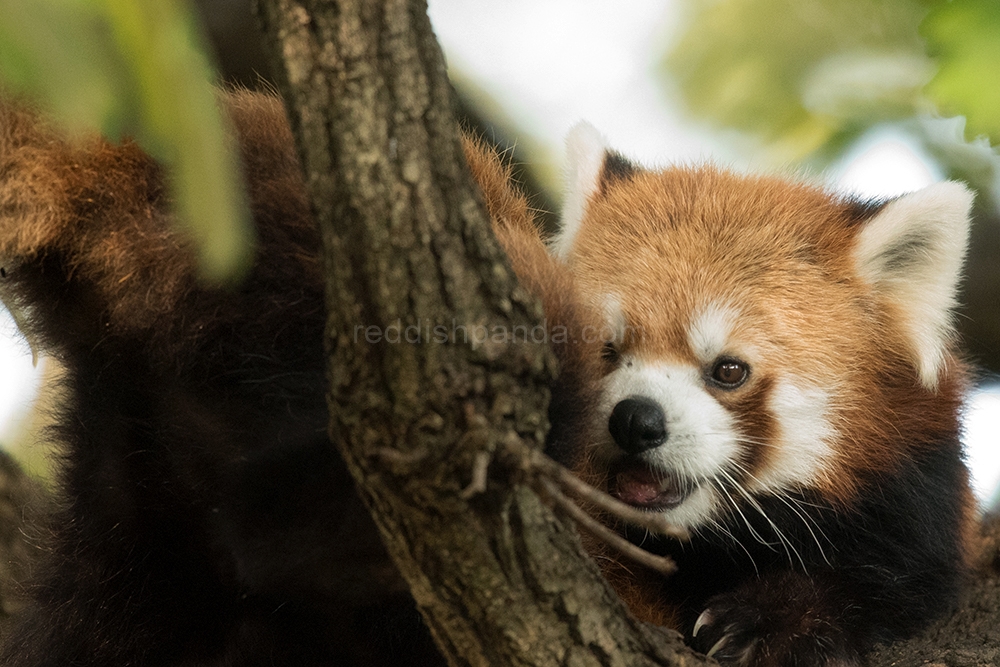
[608,396,667,454]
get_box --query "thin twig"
[538,478,677,576]
[372,446,430,465]
[460,451,491,499]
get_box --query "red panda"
[537,121,978,665]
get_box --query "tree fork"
[253,0,701,664]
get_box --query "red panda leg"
[689,571,861,666]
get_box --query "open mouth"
[609,461,691,510]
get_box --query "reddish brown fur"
[0,94,190,332]
[462,134,599,356]
[0,89,319,358]
[462,135,607,466]
[468,129,979,665]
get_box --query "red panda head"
[555,123,973,530]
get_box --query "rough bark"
[253,0,698,665]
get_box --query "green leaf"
[922,0,1000,145]
[0,0,253,282]
[100,0,254,282]
[662,0,932,162]
[0,0,128,134]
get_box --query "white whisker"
[710,473,775,550]
[705,512,759,574]
[727,459,833,569]
[719,467,807,571]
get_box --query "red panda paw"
[688,572,861,667]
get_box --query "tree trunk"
[253,0,698,665]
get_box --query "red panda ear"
[553,121,608,260]
[552,122,637,261]
[852,181,973,390]
[550,121,638,260]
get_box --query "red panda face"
[554,123,972,530]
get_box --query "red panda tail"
[0,91,318,361]
[0,93,197,349]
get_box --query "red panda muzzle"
[609,462,689,510]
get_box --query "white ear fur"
[551,121,609,260]
[852,181,973,390]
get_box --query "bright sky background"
[1,1,997,505]
[0,308,41,444]
[427,0,727,168]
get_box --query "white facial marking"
[598,294,625,343]
[552,121,609,260]
[688,302,740,365]
[598,359,741,529]
[852,181,972,390]
[659,486,721,531]
[749,380,836,493]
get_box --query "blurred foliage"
[665,0,932,162]
[0,0,252,282]
[662,0,1000,179]
[923,0,1000,144]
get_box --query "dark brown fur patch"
[599,151,638,194]
[722,374,776,483]
[840,195,890,227]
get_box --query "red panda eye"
[601,341,620,364]
[710,359,749,388]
